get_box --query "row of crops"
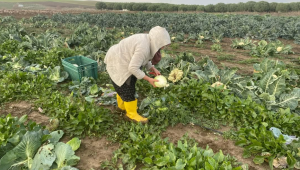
[0,13,300,169]
[11,12,300,43]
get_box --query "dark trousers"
[111,75,137,102]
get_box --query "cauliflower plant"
[211,81,227,89]
[239,42,244,46]
[168,68,183,83]
[277,47,283,52]
[253,69,260,73]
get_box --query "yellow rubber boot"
[116,94,126,111]
[124,99,148,123]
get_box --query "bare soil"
[61,135,119,170]
[162,123,274,170]
[0,101,119,170]
[0,101,50,126]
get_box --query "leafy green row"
[4,13,300,42]
[102,124,243,170]
[236,126,300,169]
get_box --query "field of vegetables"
[0,11,300,170]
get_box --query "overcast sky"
[89,0,299,5]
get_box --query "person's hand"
[148,77,159,87]
[143,75,159,87]
[150,67,161,76]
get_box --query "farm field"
[0,1,96,10]
[0,10,300,170]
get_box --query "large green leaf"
[0,130,43,169]
[260,59,275,73]
[213,150,224,163]
[61,166,79,170]
[0,150,17,170]
[219,69,237,85]
[66,138,81,151]
[276,88,300,110]
[48,130,64,144]
[31,144,56,170]
[287,152,296,168]
[268,76,286,97]
[54,142,80,168]
[89,84,99,95]
[155,156,169,167]
[191,70,209,82]
[204,59,219,79]
[48,66,69,83]
[253,156,265,164]
[175,159,186,169]
[259,93,276,103]
[258,69,278,92]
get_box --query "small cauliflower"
[168,68,183,83]
[261,152,272,157]
[211,81,227,89]
[272,75,278,79]
[171,36,176,40]
[277,47,283,52]
[238,42,244,46]
[199,35,204,39]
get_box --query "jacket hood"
[148,26,171,57]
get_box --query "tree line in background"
[95,1,300,13]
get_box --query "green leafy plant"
[46,66,69,83]
[0,114,44,158]
[232,59,299,112]
[236,125,298,170]
[250,40,275,58]
[35,91,113,137]
[231,37,255,50]
[103,127,242,170]
[0,129,81,170]
[191,59,239,86]
[271,40,294,55]
[211,43,223,52]
[0,71,54,103]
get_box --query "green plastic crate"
[62,56,98,82]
